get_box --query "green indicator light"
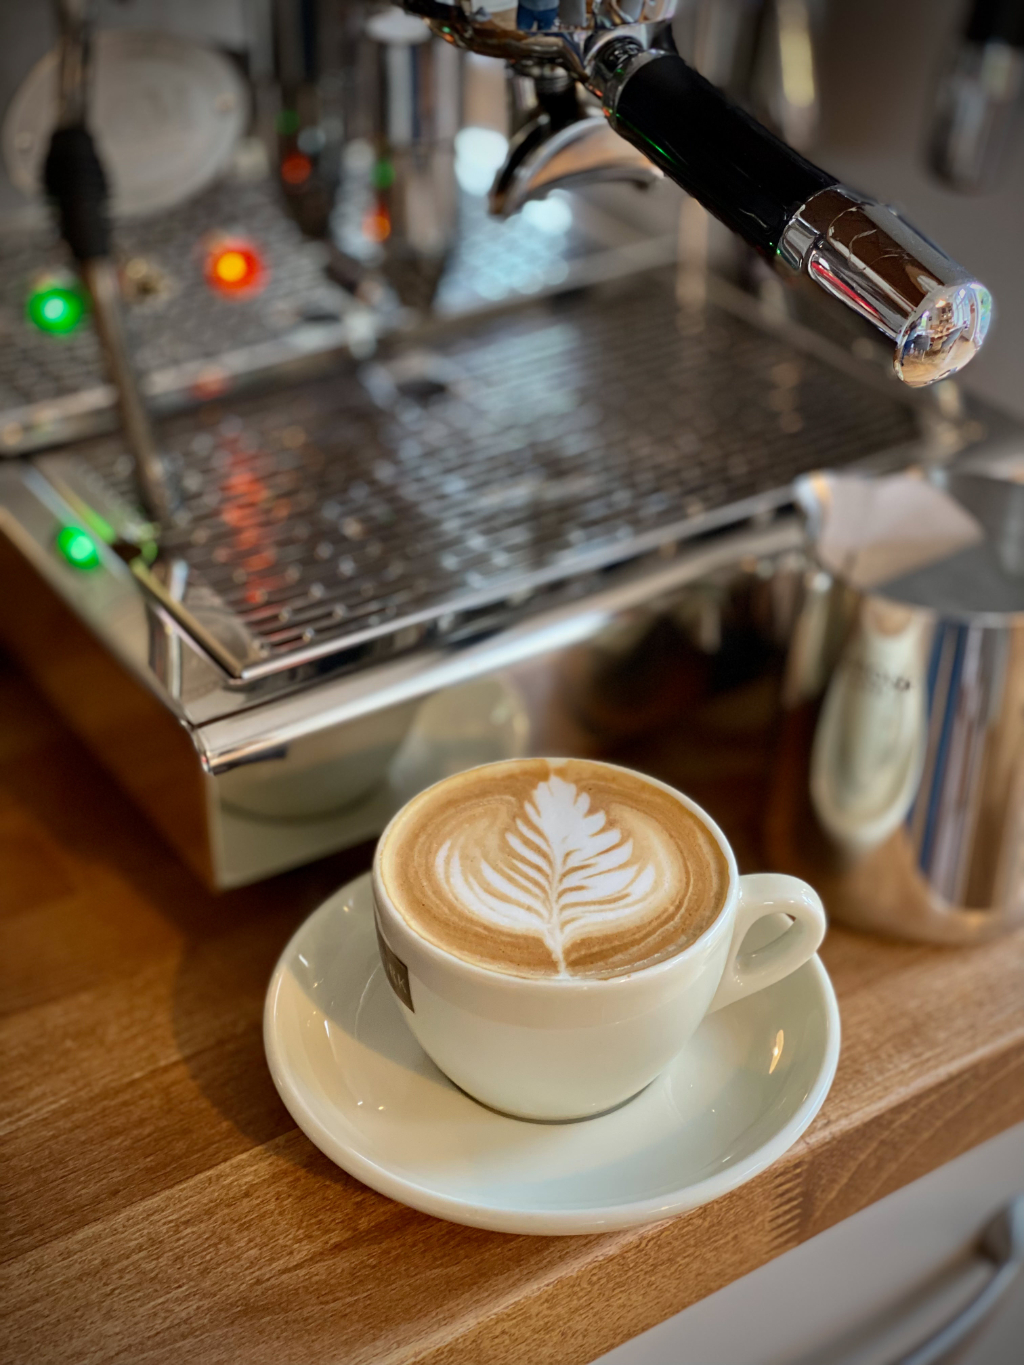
[276,108,301,136]
[372,157,395,190]
[27,284,86,335]
[56,525,101,570]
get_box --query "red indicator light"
[204,239,267,297]
[280,153,312,186]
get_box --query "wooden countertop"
[1,649,1023,1365]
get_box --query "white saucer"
[264,875,841,1235]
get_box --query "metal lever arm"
[44,0,171,526]
[595,41,992,387]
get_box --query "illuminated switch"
[55,525,100,570]
[27,278,86,334]
[204,239,267,296]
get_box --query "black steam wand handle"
[590,39,991,387]
[593,41,835,259]
[43,123,111,262]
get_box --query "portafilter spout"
[43,0,174,527]
[403,1,992,388]
[490,68,662,217]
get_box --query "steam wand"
[43,0,174,527]
[404,2,992,389]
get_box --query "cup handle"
[708,873,826,1013]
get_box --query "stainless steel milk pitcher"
[766,460,1024,943]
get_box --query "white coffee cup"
[372,762,826,1121]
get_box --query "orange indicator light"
[363,204,391,244]
[204,239,267,297]
[215,250,248,284]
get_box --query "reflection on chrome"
[777,187,992,387]
[810,603,929,855]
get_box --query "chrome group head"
[402,0,676,82]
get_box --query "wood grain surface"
[1,650,1022,1365]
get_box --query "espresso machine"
[0,0,1015,889]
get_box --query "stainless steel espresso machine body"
[0,0,1014,889]
[332,6,464,307]
[0,265,940,887]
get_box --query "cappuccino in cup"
[373,758,825,1120]
[379,758,730,979]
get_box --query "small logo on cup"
[375,918,414,1011]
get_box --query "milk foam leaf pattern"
[436,773,658,975]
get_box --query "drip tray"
[37,271,921,683]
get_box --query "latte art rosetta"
[380,759,730,979]
[437,774,666,975]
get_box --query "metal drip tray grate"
[48,272,920,680]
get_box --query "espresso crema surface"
[380,758,730,979]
